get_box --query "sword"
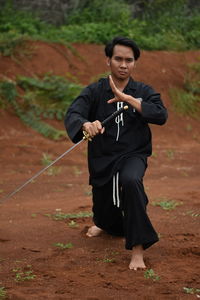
[0,105,128,203]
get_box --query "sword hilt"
[101,105,128,126]
[83,105,128,140]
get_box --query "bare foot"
[129,245,146,271]
[86,225,102,237]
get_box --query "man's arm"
[107,75,168,125]
[107,75,142,113]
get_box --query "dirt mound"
[0,42,199,299]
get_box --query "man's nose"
[120,60,127,68]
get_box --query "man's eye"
[115,57,121,61]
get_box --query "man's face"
[108,44,135,81]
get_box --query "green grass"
[0,0,199,50]
[0,75,83,140]
[13,265,36,282]
[44,210,93,220]
[170,88,200,120]
[0,287,7,299]
[152,197,182,210]
[53,242,73,249]
[41,153,61,176]
[68,220,79,228]
[170,61,200,120]
[184,210,200,218]
[144,269,160,281]
[52,211,93,221]
[183,287,200,295]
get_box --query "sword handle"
[101,105,128,126]
[82,105,128,140]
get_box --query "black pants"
[92,157,159,250]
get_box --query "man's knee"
[121,174,142,189]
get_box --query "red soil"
[0,41,199,299]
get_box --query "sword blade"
[1,105,129,203]
[0,139,84,203]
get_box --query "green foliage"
[0,80,17,108]
[0,75,83,139]
[51,211,93,220]
[152,197,182,210]
[184,62,200,94]
[170,89,200,119]
[0,287,7,300]
[53,242,73,249]
[13,265,36,282]
[170,61,200,119]
[144,269,160,281]
[0,1,49,35]
[41,153,62,176]
[66,0,131,25]
[183,287,200,295]
[68,220,79,228]
[0,0,199,50]
[0,32,29,56]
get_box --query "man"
[65,36,168,270]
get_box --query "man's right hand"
[82,120,105,138]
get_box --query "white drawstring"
[113,172,120,207]
[115,102,124,141]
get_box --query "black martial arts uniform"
[65,77,168,250]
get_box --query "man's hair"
[105,36,140,60]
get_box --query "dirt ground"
[0,42,199,300]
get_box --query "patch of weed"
[72,166,82,176]
[52,211,93,220]
[102,258,115,263]
[184,210,200,218]
[152,197,182,210]
[144,269,160,281]
[0,287,7,299]
[41,153,61,176]
[166,149,175,159]
[183,287,200,295]
[13,265,36,282]
[68,220,79,228]
[53,242,73,249]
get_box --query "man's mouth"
[119,71,127,75]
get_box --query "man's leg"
[120,157,159,270]
[86,181,124,237]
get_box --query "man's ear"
[107,58,111,66]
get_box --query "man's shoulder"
[130,78,149,89]
[87,77,109,91]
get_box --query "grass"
[0,75,83,140]
[183,287,200,295]
[102,258,115,263]
[144,269,160,281]
[72,166,82,176]
[53,242,73,249]
[13,265,36,282]
[152,197,182,210]
[170,61,200,120]
[0,287,7,299]
[165,149,175,159]
[68,220,79,228]
[41,153,62,176]
[51,211,93,221]
[0,1,199,51]
[170,88,200,119]
[184,210,200,218]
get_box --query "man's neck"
[111,76,130,92]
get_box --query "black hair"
[105,36,140,60]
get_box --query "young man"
[65,36,168,270]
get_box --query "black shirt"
[65,77,168,186]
